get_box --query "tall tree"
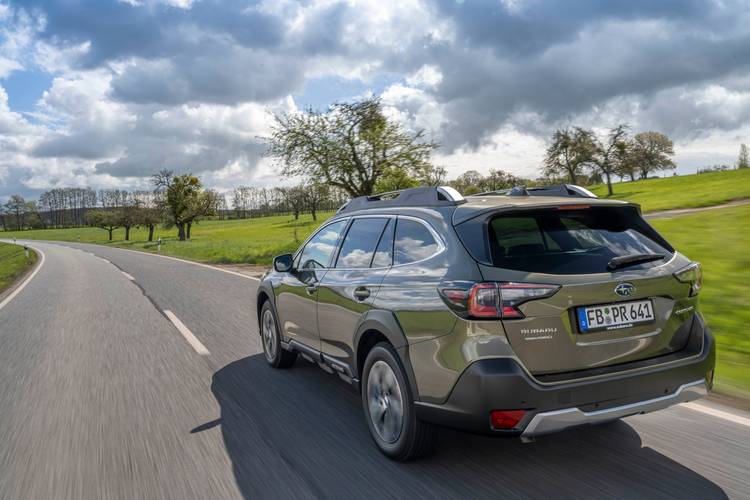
[738,143,749,169]
[374,167,420,193]
[154,174,201,241]
[301,182,329,221]
[267,97,438,197]
[591,125,628,196]
[4,195,27,231]
[631,131,676,179]
[544,127,595,184]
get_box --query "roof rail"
[471,184,598,199]
[338,186,466,213]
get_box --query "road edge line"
[0,244,46,312]
[63,243,261,282]
[163,310,210,355]
[682,401,750,427]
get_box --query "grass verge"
[589,169,750,212]
[0,242,38,294]
[3,212,334,265]
[651,205,750,398]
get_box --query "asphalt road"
[0,240,748,499]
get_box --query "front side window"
[336,218,389,268]
[298,220,347,269]
[393,218,440,265]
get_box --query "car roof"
[453,195,633,224]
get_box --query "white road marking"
[0,244,45,312]
[683,402,750,427]
[163,310,210,355]
[121,271,135,281]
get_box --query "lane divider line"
[0,244,46,313]
[683,402,750,427]
[163,310,210,355]
[121,271,135,281]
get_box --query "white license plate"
[578,299,655,333]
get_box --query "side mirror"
[273,253,294,273]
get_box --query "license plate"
[577,299,655,333]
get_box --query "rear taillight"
[674,262,702,296]
[439,282,560,319]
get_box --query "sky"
[1,0,750,202]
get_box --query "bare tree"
[591,125,628,196]
[267,97,439,197]
[544,127,596,184]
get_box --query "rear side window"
[335,218,389,268]
[298,220,347,269]
[486,207,673,274]
[394,219,440,265]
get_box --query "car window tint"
[371,219,394,268]
[335,218,389,269]
[394,219,439,265]
[298,220,347,269]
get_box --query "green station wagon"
[256,185,714,460]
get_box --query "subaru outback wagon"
[256,185,714,461]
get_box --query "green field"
[650,205,750,397]
[4,213,335,265]
[589,169,750,211]
[0,242,38,293]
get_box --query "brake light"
[439,282,560,319]
[674,262,702,296]
[556,204,590,210]
[490,410,526,430]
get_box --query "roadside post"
[157,237,162,253]
[24,246,29,259]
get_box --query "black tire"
[260,301,297,369]
[361,342,437,461]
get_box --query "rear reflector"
[490,410,526,430]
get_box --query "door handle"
[353,287,371,300]
[305,284,319,295]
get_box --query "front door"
[275,219,348,351]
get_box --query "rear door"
[317,217,393,368]
[471,205,696,375]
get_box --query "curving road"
[0,240,748,499]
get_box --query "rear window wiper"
[607,253,666,270]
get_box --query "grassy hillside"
[651,205,750,397]
[4,212,335,265]
[0,242,38,293]
[588,168,750,211]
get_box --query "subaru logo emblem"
[615,283,636,297]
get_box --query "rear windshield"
[484,207,673,274]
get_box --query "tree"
[301,182,329,221]
[4,195,28,231]
[89,210,120,241]
[544,127,595,184]
[631,131,676,179]
[421,166,447,186]
[739,144,749,169]
[138,207,161,242]
[450,170,484,195]
[267,97,439,197]
[153,173,207,241]
[591,125,628,196]
[118,203,141,241]
[275,186,306,220]
[374,167,420,193]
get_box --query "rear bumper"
[414,328,715,437]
